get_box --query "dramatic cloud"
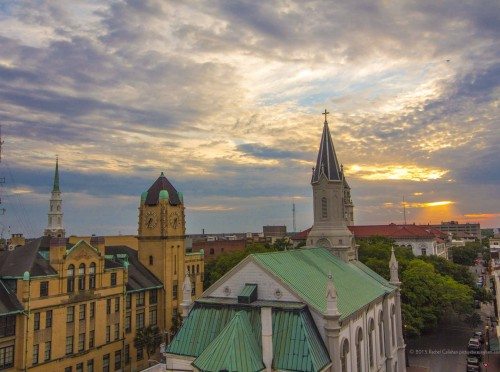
[0,0,499,236]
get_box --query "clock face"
[169,211,180,229]
[145,211,158,229]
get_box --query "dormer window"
[78,264,86,291]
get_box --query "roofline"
[202,255,254,298]
[0,310,24,316]
[126,285,163,294]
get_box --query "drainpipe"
[261,307,273,372]
[23,271,31,372]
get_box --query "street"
[407,262,500,372]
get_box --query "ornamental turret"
[44,156,65,238]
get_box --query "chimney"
[90,236,106,256]
[261,307,273,372]
[49,237,67,264]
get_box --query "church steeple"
[311,110,342,184]
[44,156,65,238]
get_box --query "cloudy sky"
[0,0,498,237]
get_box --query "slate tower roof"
[144,172,181,206]
[311,117,342,183]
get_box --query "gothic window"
[340,338,349,372]
[356,327,363,372]
[321,197,327,218]
[57,206,60,212]
[368,318,375,367]
[391,304,396,347]
[378,311,384,357]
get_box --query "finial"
[312,167,315,174]
[160,171,164,177]
[326,272,339,316]
[322,109,330,124]
[389,246,400,284]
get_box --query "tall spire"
[311,110,342,183]
[53,156,60,192]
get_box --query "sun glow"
[347,164,448,181]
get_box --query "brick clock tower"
[138,172,187,330]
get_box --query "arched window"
[149,255,153,265]
[89,262,96,289]
[78,263,86,290]
[368,318,375,367]
[356,327,363,372]
[391,304,396,347]
[321,197,328,218]
[378,311,385,357]
[340,338,349,372]
[67,265,75,293]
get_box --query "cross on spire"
[322,109,329,124]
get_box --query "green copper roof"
[167,304,261,357]
[159,189,169,200]
[140,191,148,203]
[252,248,395,320]
[166,303,330,372]
[52,157,60,192]
[272,309,331,371]
[192,311,265,372]
[238,283,257,304]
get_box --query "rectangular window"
[64,367,72,372]
[65,336,73,355]
[89,274,96,289]
[114,323,119,340]
[89,330,95,348]
[0,345,14,369]
[90,302,95,318]
[79,304,86,321]
[78,333,85,352]
[32,344,39,365]
[103,354,110,372]
[34,313,40,331]
[126,294,131,309]
[136,312,144,330]
[67,277,74,293]
[76,362,83,372]
[67,306,75,323]
[124,345,130,365]
[106,326,110,343]
[136,292,145,307]
[114,350,121,370]
[173,284,178,300]
[44,341,51,361]
[149,309,157,326]
[136,347,144,361]
[149,289,157,304]
[46,310,52,328]
[106,299,111,314]
[0,315,16,337]
[191,281,195,296]
[87,359,94,372]
[110,273,117,286]
[40,281,49,297]
[125,314,131,333]
[114,297,120,313]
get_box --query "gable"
[206,259,300,303]
[66,240,100,260]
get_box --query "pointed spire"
[52,156,60,192]
[325,272,340,316]
[311,110,342,183]
[181,271,193,318]
[389,246,400,284]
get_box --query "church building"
[165,112,407,372]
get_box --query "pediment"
[66,240,100,260]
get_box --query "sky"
[0,0,498,238]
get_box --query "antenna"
[292,201,296,233]
[0,125,5,217]
[403,195,407,225]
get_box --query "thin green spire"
[52,156,60,192]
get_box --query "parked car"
[474,331,484,343]
[466,356,481,371]
[468,337,481,350]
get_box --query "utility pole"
[403,196,407,225]
[292,202,296,233]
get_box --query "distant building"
[191,239,247,261]
[490,235,500,258]
[262,225,287,238]
[427,221,481,240]
[293,224,449,258]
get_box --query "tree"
[134,325,162,359]
[272,238,293,251]
[450,246,478,266]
